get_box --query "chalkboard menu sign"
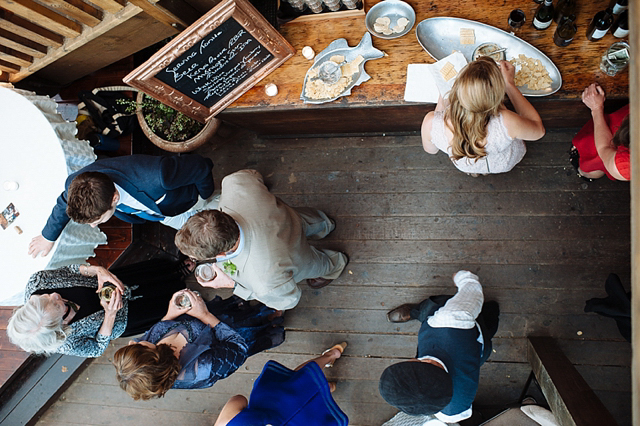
[124,0,295,123]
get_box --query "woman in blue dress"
[214,342,349,426]
[113,289,284,400]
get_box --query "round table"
[0,87,107,305]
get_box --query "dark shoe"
[569,147,595,182]
[387,304,418,323]
[307,277,333,289]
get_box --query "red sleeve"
[614,147,631,180]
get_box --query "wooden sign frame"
[123,0,295,123]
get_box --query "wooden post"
[631,0,639,424]
[527,337,617,426]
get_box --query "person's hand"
[184,289,209,320]
[93,266,125,295]
[28,235,54,258]
[197,264,235,289]
[100,289,123,318]
[582,83,606,112]
[499,60,516,87]
[163,290,192,320]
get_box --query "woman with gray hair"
[7,259,193,358]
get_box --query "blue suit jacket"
[42,154,214,241]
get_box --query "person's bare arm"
[581,83,627,181]
[421,112,439,154]
[214,395,248,426]
[185,290,221,328]
[98,291,122,337]
[499,61,545,141]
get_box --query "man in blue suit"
[28,154,215,257]
[379,271,500,424]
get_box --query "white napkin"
[404,52,468,103]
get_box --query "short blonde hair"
[445,57,506,161]
[175,210,239,260]
[7,296,69,355]
[113,343,181,400]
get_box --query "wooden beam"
[127,0,187,30]
[86,0,125,14]
[0,0,83,38]
[0,58,19,73]
[8,2,144,82]
[0,9,64,47]
[528,337,617,426]
[630,0,639,424]
[0,28,47,57]
[0,44,31,66]
[37,0,103,27]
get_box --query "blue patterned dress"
[134,296,284,389]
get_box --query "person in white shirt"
[379,271,500,425]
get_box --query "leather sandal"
[322,342,347,368]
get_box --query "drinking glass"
[195,263,216,281]
[99,283,117,302]
[508,9,526,33]
[600,41,630,77]
[323,0,341,11]
[305,0,323,13]
[286,0,306,11]
[174,290,201,309]
[341,0,358,9]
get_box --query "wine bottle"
[611,10,629,38]
[586,7,614,41]
[533,0,554,30]
[554,15,577,47]
[554,0,576,23]
[609,0,628,15]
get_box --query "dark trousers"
[411,295,500,363]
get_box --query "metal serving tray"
[301,32,384,104]
[415,17,562,97]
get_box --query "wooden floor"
[36,128,632,426]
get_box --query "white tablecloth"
[0,87,107,305]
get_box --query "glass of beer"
[99,283,117,302]
[174,291,201,309]
[195,263,216,281]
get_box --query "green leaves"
[117,95,203,142]
[222,261,237,276]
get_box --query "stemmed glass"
[508,9,526,34]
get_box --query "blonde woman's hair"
[7,296,69,355]
[444,57,506,161]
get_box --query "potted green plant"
[120,92,220,153]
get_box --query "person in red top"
[571,83,630,181]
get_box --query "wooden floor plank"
[36,127,631,425]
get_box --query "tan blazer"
[219,170,319,310]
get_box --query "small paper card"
[0,203,19,230]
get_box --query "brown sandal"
[322,342,347,368]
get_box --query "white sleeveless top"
[431,111,526,174]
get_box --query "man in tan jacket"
[175,169,348,311]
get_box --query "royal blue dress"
[228,360,348,426]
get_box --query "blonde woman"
[421,57,545,175]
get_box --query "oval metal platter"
[416,17,562,97]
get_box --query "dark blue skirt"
[228,360,348,426]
